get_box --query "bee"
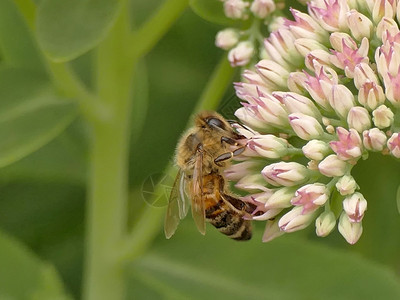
[164,111,254,240]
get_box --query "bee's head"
[195,111,228,132]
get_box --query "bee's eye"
[207,118,225,130]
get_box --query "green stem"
[82,5,133,300]
[131,0,189,59]
[119,55,235,262]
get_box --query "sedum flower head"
[225,0,400,244]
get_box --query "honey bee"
[164,111,254,240]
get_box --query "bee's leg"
[220,136,239,146]
[214,145,246,165]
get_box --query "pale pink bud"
[215,28,239,50]
[262,219,285,242]
[247,134,289,158]
[315,211,336,237]
[343,192,367,222]
[387,132,400,158]
[262,162,309,187]
[353,63,379,89]
[287,72,308,94]
[330,127,363,160]
[305,49,332,71]
[235,107,272,131]
[302,140,331,161]
[372,105,394,128]
[291,183,329,214]
[265,187,296,209]
[362,128,387,151]
[304,66,338,111]
[330,37,369,78]
[278,206,316,233]
[383,72,400,105]
[328,84,356,119]
[294,38,327,57]
[336,175,358,195]
[376,17,399,40]
[257,94,289,127]
[250,0,275,18]
[289,113,324,140]
[346,10,373,40]
[263,29,301,68]
[273,92,321,119]
[224,161,259,181]
[256,59,290,89]
[318,154,348,177]
[347,106,372,133]
[309,0,350,32]
[228,41,254,67]
[224,0,249,19]
[371,0,396,24]
[235,174,268,192]
[285,8,328,41]
[338,212,363,244]
[329,32,357,52]
[357,81,385,110]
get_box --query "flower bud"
[287,72,308,94]
[376,17,399,40]
[294,38,327,57]
[279,206,316,233]
[250,0,275,18]
[262,162,309,187]
[247,134,289,158]
[338,211,363,244]
[357,81,385,110]
[289,113,324,140]
[343,192,367,223]
[224,161,259,181]
[235,107,271,131]
[262,219,284,242]
[346,9,373,41]
[228,41,254,67]
[274,92,321,119]
[362,128,387,151]
[347,106,372,133]
[257,95,289,127]
[224,0,249,19]
[256,59,290,90]
[372,105,394,128]
[372,1,396,25]
[318,154,348,177]
[265,187,296,209]
[302,140,331,161]
[330,127,363,160]
[291,183,329,214]
[215,28,239,50]
[336,175,358,195]
[353,63,379,90]
[235,174,268,192]
[328,84,356,119]
[387,132,400,158]
[315,211,336,237]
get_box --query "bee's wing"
[164,169,189,239]
[191,148,206,235]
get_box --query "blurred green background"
[1,0,400,299]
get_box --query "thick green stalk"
[82,6,133,300]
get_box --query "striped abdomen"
[205,199,252,241]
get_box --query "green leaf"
[0,67,78,168]
[131,59,148,144]
[36,0,121,62]
[0,229,72,300]
[0,0,45,72]
[128,225,400,299]
[189,0,238,26]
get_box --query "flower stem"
[82,5,133,300]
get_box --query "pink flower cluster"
[226,0,400,244]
